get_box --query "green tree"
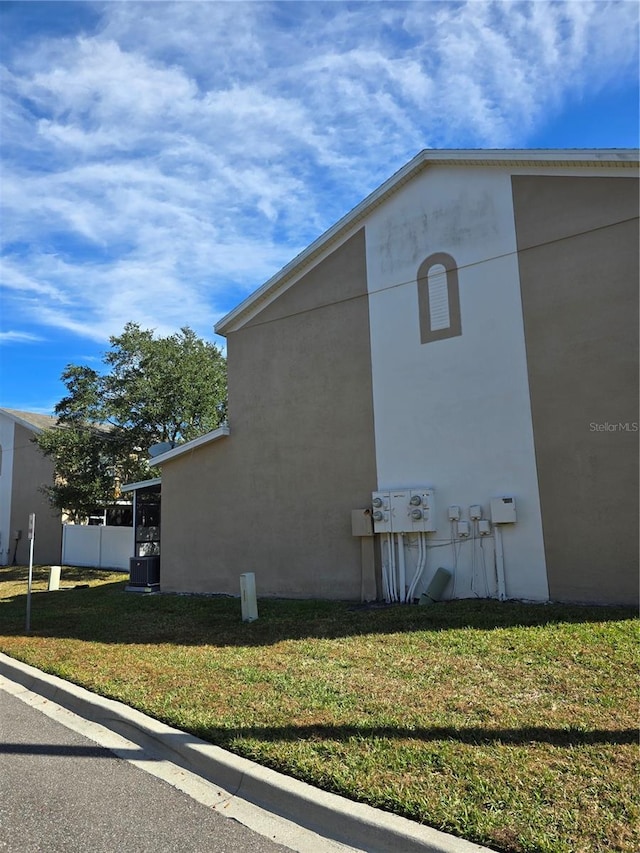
[37,323,227,521]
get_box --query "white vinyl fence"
[62,525,133,570]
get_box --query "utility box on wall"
[490,496,517,524]
[371,492,391,533]
[407,489,436,533]
[351,509,373,536]
[351,509,373,537]
[372,488,436,533]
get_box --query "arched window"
[417,252,462,344]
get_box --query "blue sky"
[1,0,638,414]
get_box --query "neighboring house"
[0,408,62,566]
[151,149,639,606]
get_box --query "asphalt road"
[0,687,290,853]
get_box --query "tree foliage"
[37,323,227,520]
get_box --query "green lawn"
[0,566,637,853]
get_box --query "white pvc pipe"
[397,532,406,602]
[381,536,390,603]
[407,535,418,602]
[417,533,428,599]
[386,533,393,603]
[494,525,506,601]
[419,532,427,594]
[407,532,423,602]
[382,535,389,602]
[389,534,397,601]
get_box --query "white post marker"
[240,572,258,622]
[26,513,35,632]
[48,565,61,592]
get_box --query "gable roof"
[148,425,230,466]
[0,408,58,434]
[215,148,638,336]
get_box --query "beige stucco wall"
[160,229,378,597]
[513,175,639,604]
[10,423,62,565]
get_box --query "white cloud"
[0,331,44,345]
[0,0,637,348]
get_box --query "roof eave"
[150,425,230,466]
[0,407,53,434]
[121,477,162,493]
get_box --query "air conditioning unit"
[129,556,160,587]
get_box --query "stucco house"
[0,408,62,566]
[151,149,638,606]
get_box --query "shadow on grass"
[0,565,125,584]
[1,566,637,647]
[175,723,639,749]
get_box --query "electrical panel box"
[469,504,482,520]
[372,488,436,533]
[389,490,411,532]
[371,491,391,533]
[448,505,461,521]
[478,519,491,536]
[408,489,436,532]
[490,496,517,524]
[351,509,373,537]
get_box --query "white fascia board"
[120,477,162,493]
[414,148,638,164]
[215,148,639,336]
[150,425,230,466]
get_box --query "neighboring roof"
[0,408,114,437]
[121,477,162,493]
[215,148,639,336]
[0,408,58,433]
[149,425,230,466]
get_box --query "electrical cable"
[229,214,638,334]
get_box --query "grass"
[0,565,638,853]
